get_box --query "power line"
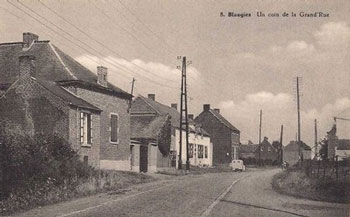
[37,0,179,84]
[8,0,178,89]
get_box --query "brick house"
[194,104,240,165]
[130,114,172,172]
[131,94,212,169]
[239,137,279,164]
[283,141,311,166]
[0,33,132,170]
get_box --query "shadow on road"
[220,199,310,217]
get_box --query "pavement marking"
[220,200,310,217]
[199,174,249,217]
[57,182,178,217]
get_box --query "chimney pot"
[203,104,210,111]
[188,114,194,120]
[19,55,36,78]
[171,103,178,110]
[23,32,38,49]
[148,94,155,101]
[97,66,108,87]
[214,108,220,113]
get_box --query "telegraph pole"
[258,109,262,163]
[280,124,283,163]
[178,56,190,171]
[296,77,303,164]
[314,119,318,158]
[130,77,136,95]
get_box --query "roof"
[131,95,210,136]
[284,141,311,151]
[36,78,101,112]
[0,40,131,98]
[240,144,259,153]
[208,109,240,133]
[131,115,169,139]
[337,139,350,150]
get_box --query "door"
[140,145,148,173]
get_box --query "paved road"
[12,169,349,217]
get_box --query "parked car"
[231,160,246,172]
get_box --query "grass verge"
[272,169,350,203]
[0,170,156,215]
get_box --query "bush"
[0,132,94,200]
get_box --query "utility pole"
[280,124,283,164]
[179,56,190,171]
[314,119,318,158]
[296,77,303,164]
[258,109,262,163]
[130,77,136,95]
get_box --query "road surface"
[12,169,349,217]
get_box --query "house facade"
[0,33,132,170]
[327,124,350,160]
[283,141,311,166]
[239,137,280,164]
[194,104,240,164]
[131,94,212,170]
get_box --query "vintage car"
[231,160,246,172]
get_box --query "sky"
[1,0,350,150]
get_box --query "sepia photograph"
[0,0,349,216]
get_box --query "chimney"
[23,32,38,49]
[19,55,36,78]
[171,103,178,110]
[148,94,155,101]
[188,114,194,120]
[203,104,210,112]
[214,108,220,114]
[97,66,108,87]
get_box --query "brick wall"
[195,112,234,164]
[73,87,131,170]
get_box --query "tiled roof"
[36,78,101,112]
[131,95,210,136]
[240,144,259,153]
[131,115,169,139]
[284,141,311,151]
[209,109,240,133]
[337,139,350,150]
[0,41,131,98]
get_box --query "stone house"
[239,137,280,164]
[283,141,311,166]
[0,33,132,170]
[131,94,212,169]
[194,104,240,164]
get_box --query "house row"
[0,33,241,173]
[239,137,311,166]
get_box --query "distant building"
[194,104,240,164]
[326,123,350,160]
[335,139,350,160]
[283,141,311,166]
[239,137,279,164]
[131,95,212,170]
[0,33,133,170]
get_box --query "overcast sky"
[1,0,350,148]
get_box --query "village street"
[11,169,349,217]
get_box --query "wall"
[68,108,101,168]
[283,150,299,166]
[195,112,234,164]
[73,87,131,170]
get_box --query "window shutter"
[87,114,92,144]
[80,112,84,143]
[111,114,118,143]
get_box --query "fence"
[303,157,350,182]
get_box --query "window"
[205,146,208,158]
[260,146,264,152]
[268,147,271,152]
[198,145,204,159]
[83,156,88,165]
[189,144,194,158]
[80,112,92,145]
[110,114,119,143]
